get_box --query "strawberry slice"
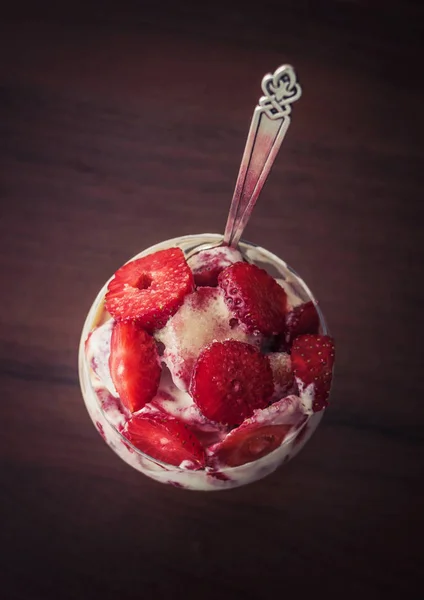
[218,262,288,335]
[210,395,307,467]
[122,414,206,469]
[213,424,291,467]
[291,334,335,412]
[190,340,274,426]
[285,301,320,344]
[109,321,161,413]
[105,248,194,332]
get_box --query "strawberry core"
[136,274,153,290]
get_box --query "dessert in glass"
[78,66,335,490]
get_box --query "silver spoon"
[188,64,302,258]
[224,64,302,248]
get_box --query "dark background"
[1,1,423,598]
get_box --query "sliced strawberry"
[285,301,320,344]
[291,334,335,412]
[212,424,290,467]
[190,340,274,426]
[109,321,161,413]
[210,395,307,467]
[105,248,194,332]
[218,262,288,335]
[122,414,206,469]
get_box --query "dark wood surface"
[1,2,423,598]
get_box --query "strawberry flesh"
[109,320,161,413]
[123,414,206,469]
[291,334,335,412]
[210,395,307,467]
[105,248,194,332]
[190,340,274,426]
[218,262,288,335]
[213,424,291,467]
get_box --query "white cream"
[268,352,296,399]
[187,245,243,274]
[296,381,315,415]
[85,319,118,397]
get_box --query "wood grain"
[1,2,423,598]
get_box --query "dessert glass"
[78,233,329,491]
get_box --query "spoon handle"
[223,64,302,248]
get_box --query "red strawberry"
[210,394,308,467]
[105,248,194,332]
[291,334,335,412]
[190,340,274,426]
[285,301,320,344]
[218,262,288,335]
[122,414,206,469]
[212,424,291,467]
[109,321,161,413]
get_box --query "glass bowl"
[78,234,329,490]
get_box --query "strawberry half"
[212,424,291,467]
[218,262,288,335]
[109,321,161,413]
[105,248,194,332]
[209,395,307,467]
[291,334,335,412]
[190,340,274,426]
[122,414,206,469]
[285,301,320,344]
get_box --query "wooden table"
[1,2,423,598]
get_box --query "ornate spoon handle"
[223,65,302,248]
